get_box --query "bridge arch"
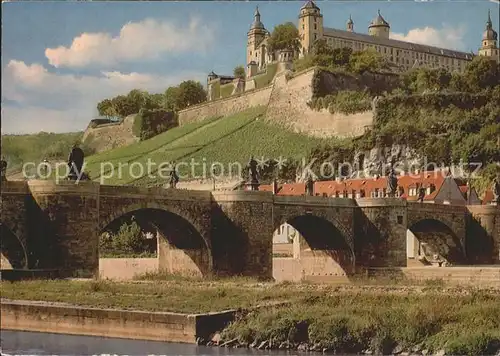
[408,218,465,265]
[274,214,355,275]
[1,222,28,269]
[99,203,213,276]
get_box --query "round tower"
[478,10,499,62]
[368,10,390,39]
[347,15,354,32]
[247,6,268,69]
[298,0,324,57]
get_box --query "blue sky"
[1,0,499,134]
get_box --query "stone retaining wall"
[98,258,158,280]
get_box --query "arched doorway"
[99,208,211,278]
[1,222,28,269]
[407,219,464,266]
[273,215,354,281]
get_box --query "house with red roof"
[259,170,482,205]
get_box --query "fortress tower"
[368,10,390,39]
[247,7,270,70]
[347,15,354,33]
[298,0,324,57]
[478,10,499,63]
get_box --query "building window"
[397,215,403,224]
[314,34,317,40]
[374,188,379,197]
[314,24,317,30]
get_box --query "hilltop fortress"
[205,1,498,100]
[178,1,498,138]
[85,2,499,148]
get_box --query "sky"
[1,0,499,135]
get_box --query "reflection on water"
[0,330,300,356]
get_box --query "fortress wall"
[178,85,273,125]
[178,67,400,138]
[82,115,139,153]
[265,68,375,138]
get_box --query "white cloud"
[1,106,90,134]
[45,17,216,68]
[1,59,206,134]
[390,25,467,51]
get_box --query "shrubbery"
[133,109,178,141]
[309,90,372,114]
[99,221,156,257]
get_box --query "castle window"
[314,23,317,30]
[302,25,305,30]
[314,34,317,40]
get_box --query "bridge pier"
[355,198,408,268]
[467,205,500,264]
[27,180,100,278]
[211,191,274,279]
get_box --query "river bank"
[1,278,500,355]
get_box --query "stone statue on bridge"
[387,169,398,197]
[247,156,259,191]
[67,145,85,181]
[169,163,179,189]
[1,158,7,181]
[417,186,426,203]
[492,176,500,204]
[305,174,314,196]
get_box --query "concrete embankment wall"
[0,300,235,344]
[98,258,158,280]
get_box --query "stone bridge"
[1,180,499,278]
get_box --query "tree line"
[96,80,208,118]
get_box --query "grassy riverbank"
[1,278,500,355]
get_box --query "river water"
[1,330,300,356]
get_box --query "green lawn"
[2,278,499,355]
[80,106,328,186]
[1,132,83,173]
[253,63,278,89]
[220,83,234,98]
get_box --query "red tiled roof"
[278,183,305,196]
[258,170,464,201]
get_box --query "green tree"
[463,56,499,91]
[126,89,149,114]
[348,49,388,74]
[233,65,246,79]
[97,99,117,117]
[176,80,207,110]
[164,86,180,111]
[110,95,137,117]
[268,22,301,53]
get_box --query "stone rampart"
[178,67,402,139]
[178,86,273,126]
[82,115,139,153]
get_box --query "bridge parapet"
[408,202,467,215]
[355,198,407,208]
[211,190,273,203]
[0,180,30,194]
[274,195,357,207]
[100,185,212,201]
